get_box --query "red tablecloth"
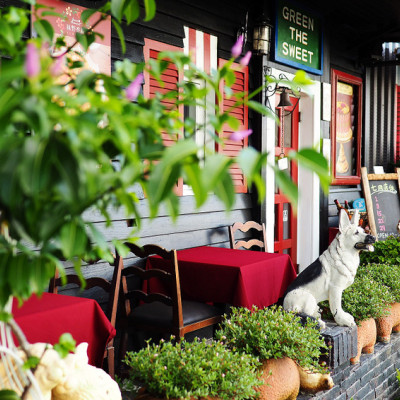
[147,246,297,309]
[12,293,116,367]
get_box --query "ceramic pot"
[256,357,300,400]
[376,302,400,343]
[350,318,376,364]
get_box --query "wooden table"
[147,246,297,309]
[12,292,115,367]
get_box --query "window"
[143,29,249,194]
[331,69,363,185]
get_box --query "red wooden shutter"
[143,39,183,195]
[216,59,249,193]
[396,85,400,162]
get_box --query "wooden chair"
[48,258,122,379]
[229,220,268,252]
[116,243,223,364]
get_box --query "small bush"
[320,274,393,325]
[360,236,400,265]
[215,305,328,373]
[123,338,263,400]
[358,263,400,302]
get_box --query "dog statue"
[283,209,375,329]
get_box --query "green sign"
[275,0,323,75]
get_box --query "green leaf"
[112,19,126,54]
[288,148,331,193]
[214,171,235,210]
[147,140,198,214]
[23,356,40,370]
[143,0,156,21]
[33,19,54,42]
[60,220,88,259]
[0,312,12,323]
[247,100,278,120]
[54,333,76,358]
[273,166,299,207]
[111,0,125,22]
[81,9,97,24]
[183,163,205,207]
[0,390,21,400]
[75,32,95,52]
[124,0,140,24]
[237,148,268,200]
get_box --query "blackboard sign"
[361,167,400,240]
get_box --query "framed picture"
[31,0,111,77]
[331,69,363,185]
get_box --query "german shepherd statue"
[283,209,376,329]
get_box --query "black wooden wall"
[0,0,264,298]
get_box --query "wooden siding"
[0,0,260,289]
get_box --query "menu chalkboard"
[361,167,400,240]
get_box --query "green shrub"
[358,263,400,302]
[215,305,328,373]
[360,236,400,265]
[123,338,263,400]
[320,274,394,325]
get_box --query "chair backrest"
[229,221,268,252]
[116,243,184,330]
[48,258,121,329]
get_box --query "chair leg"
[117,329,129,376]
[107,346,115,379]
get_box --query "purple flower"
[25,42,40,78]
[231,35,244,58]
[125,73,144,101]
[50,53,66,76]
[240,51,252,66]
[229,129,253,142]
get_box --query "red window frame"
[331,69,363,185]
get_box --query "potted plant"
[321,274,394,364]
[360,235,400,266]
[215,305,329,400]
[358,263,400,342]
[122,337,263,400]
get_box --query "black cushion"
[128,300,221,328]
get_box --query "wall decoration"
[32,0,111,79]
[331,69,362,185]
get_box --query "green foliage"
[53,333,77,358]
[0,1,330,308]
[358,263,400,302]
[123,338,263,400]
[215,305,328,372]
[0,390,20,400]
[360,236,400,265]
[320,274,394,325]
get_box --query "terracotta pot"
[256,357,299,400]
[376,302,400,343]
[350,318,376,364]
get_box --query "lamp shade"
[253,15,273,56]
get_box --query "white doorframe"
[262,68,321,271]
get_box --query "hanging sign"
[274,0,323,75]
